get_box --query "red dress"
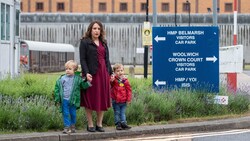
[81,42,111,111]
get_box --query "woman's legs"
[85,108,104,132]
[96,111,104,127]
[85,108,94,127]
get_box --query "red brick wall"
[20,0,250,14]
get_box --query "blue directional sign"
[152,26,219,93]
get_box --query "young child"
[54,60,92,134]
[110,63,132,130]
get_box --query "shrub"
[126,98,145,125]
[229,95,250,114]
[103,108,115,126]
[0,74,57,98]
[0,74,250,132]
[144,92,176,121]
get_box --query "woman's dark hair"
[82,21,106,44]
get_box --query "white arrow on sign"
[206,56,217,63]
[154,35,166,42]
[155,80,166,87]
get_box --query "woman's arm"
[79,39,89,75]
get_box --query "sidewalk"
[1,72,250,141]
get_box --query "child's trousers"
[62,99,76,127]
[112,100,127,124]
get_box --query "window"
[182,2,190,12]
[162,3,169,12]
[99,2,106,12]
[57,2,65,11]
[141,3,147,11]
[120,2,127,12]
[36,2,44,11]
[1,3,10,41]
[225,3,233,12]
[1,3,6,40]
[217,8,220,13]
[6,5,10,40]
[207,8,212,13]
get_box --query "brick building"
[20,0,250,14]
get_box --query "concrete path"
[238,71,250,94]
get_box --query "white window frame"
[1,3,11,41]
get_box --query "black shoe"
[116,122,123,130]
[87,126,96,132]
[96,125,105,132]
[121,122,131,130]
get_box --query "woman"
[79,21,113,132]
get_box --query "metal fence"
[20,14,250,65]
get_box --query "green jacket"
[54,74,90,112]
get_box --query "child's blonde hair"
[113,63,124,72]
[65,60,78,71]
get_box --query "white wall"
[219,45,243,73]
[0,0,20,79]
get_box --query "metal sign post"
[143,0,149,78]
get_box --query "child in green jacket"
[54,60,92,134]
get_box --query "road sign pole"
[144,0,149,78]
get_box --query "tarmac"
[1,72,250,141]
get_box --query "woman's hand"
[86,73,93,82]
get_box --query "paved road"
[110,129,250,141]
[243,70,250,76]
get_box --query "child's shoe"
[62,127,70,134]
[121,122,131,130]
[70,125,76,133]
[116,122,123,130]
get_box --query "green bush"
[144,92,176,121]
[103,108,115,126]
[174,91,206,118]
[126,98,146,125]
[0,74,57,98]
[0,73,250,132]
[0,109,20,131]
[229,95,250,114]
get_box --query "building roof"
[21,40,75,52]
